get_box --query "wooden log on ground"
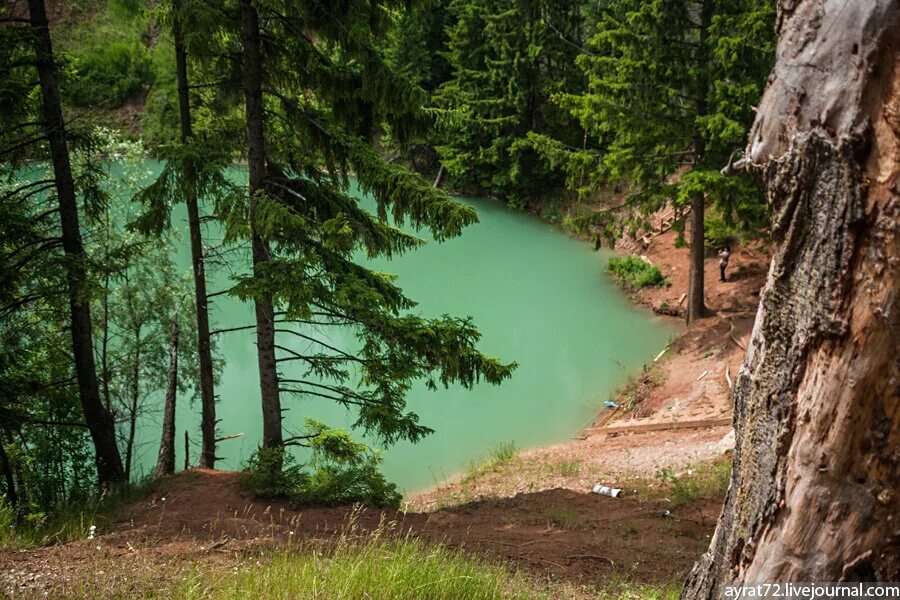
[582,416,732,437]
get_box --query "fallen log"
[582,416,732,437]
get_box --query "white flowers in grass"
[87,525,96,540]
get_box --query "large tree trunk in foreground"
[683,1,899,595]
[173,0,217,469]
[240,0,283,452]
[28,0,126,486]
[155,316,178,478]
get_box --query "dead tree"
[682,1,899,595]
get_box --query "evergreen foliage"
[532,0,775,244]
[434,0,585,204]
[222,0,516,452]
[240,419,401,509]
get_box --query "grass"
[551,459,582,477]
[0,477,157,550]
[56,530,555,599]
[606,255,669,289]
[619,460,732,508]
[461,441,518,484]
[544,506,579,530]
[181,539,546,599]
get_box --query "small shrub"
[606,255,668,289]
[240,420,401,509]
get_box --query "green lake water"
[120,169,678,494]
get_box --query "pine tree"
[227,0,516,457]
[133,0,240,469]
[23,0,127,485]
[548,0,775,323]
[436,0,584,204]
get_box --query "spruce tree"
[229,0,515,457]
[133,0,240,469]
[24,0,127,485]
[547,0,775,322]
[436,0,584,204]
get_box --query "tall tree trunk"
[682,1,900,595]
[155,315,179,478]
[173,0,217,469]
[240,0,283,452]
[100,209,112,413]
[124,324,141,480]
[686,0,712,324]
[0,437,17,508]
[27,0,125,486]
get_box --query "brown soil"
[0,469,720,598]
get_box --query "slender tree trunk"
[682,1,900,595]
[155,316,179,478]
[686,0,712,324]
[27,0,125,486]
[0,438,17,508]
[124,325,141,480]
[100,210,112,413]
[240,0,283,452]
[173,0,217,469]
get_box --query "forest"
[0,0,897,598]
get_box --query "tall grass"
[168,536,545,600]
[462,441,518,484]
[0,478,156,550]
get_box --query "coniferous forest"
[0,0,897,597]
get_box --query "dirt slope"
[1,469,720,598]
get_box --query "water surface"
[133,176,677,493]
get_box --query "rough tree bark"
[173,0,217,469]
[682,1,899,595]
[240,0,283,452]
[27,0,126,486]
[155,316,179,478]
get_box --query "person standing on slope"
[718,246,731,283]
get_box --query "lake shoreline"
[409,197,771,508]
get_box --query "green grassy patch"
[551,459,582,477]
[619,459,732,508]
[462,441,519,484]
[0,477,157,550]
[544,506,579,530]
[606,255,668,289]
[168,537,547,600]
